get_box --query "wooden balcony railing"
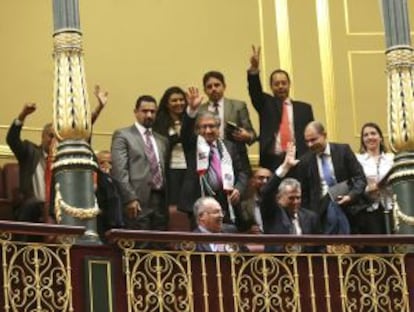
[1,222,414,312]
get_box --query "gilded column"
[380,0,414,234]
[52,0,100,243]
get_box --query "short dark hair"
[202,71,226,87]
[359,122,387,153]
[269,69,291,85]
[135,95,157,110]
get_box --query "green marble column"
[380,0,414,234]
[52,0,100,243]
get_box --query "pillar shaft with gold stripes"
[51,0,100,243]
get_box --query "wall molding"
[316,0,337,138]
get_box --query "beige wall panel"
[0,0,53,150]
[345,0,384,34]
[348,52,387,139]
[345,0,414,35]
[259,0,280,92]
[0,0,263,161]
[1,0,413,161]
[324,0,386,150]
[288,0,325,123]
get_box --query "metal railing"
[0,222,413,312]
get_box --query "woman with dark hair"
[354,122,394,236]
[153,86,188,210]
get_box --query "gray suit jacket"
[111,125,169,209]
[199,98,257,143]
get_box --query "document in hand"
[328,180,350,201]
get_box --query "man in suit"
[247,45,314,171]
[193,197,225,252]
[260,146,321,252]
[239,167,272,233]
[6,103,55,223]
[291,121,367,234]
[193,196,247,252]
[111,95,169,231]
[200,71,256,171]
[178,87,249,230]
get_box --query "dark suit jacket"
[6,121,43,199]
[260,174,321,235]
[247,72,314,170]
[178,113,250,225]
[111,124,169,210]
[239,196,259,231]
[294,143,367,217]
[192,227,249,252]
[260,174,321,252]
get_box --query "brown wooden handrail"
[106,229,414,246]
[0,220,85,236]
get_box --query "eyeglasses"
[199,124,218,130]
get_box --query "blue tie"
[320,154,336,186]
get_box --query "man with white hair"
[260,144,321,252]
[192,196,243,252]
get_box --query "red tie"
[279,101,291,151]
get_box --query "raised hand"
[94,85,108,107]
[18,102,37,121]
[283,142,299,169]
[186,87,203,112]
[249,45,261,71]
[92,85,108,124]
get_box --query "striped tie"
[144,129,163,189]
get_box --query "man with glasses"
[178,88,250,230]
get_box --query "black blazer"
[6,121,43,199]
[192,227,249,252]
[294,143,367,216]
[260,174,320,235]
[178,113,250,224]
[247,72,314,169]
[260,173,321,253]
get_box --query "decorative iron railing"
[107,230,414,312]
[0,221,84,312]
[0,223,414,312]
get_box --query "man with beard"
[111,95,169,230]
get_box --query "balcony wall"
[0,222,414,311]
